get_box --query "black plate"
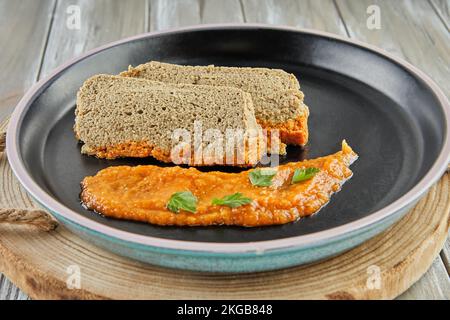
[18,26,446,243]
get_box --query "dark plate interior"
[18,27,446,243]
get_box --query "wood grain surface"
[202,0,244,23]
[150,0,200,30]
[0,0,56,121]
[40,0,147,78]
[0,0,449,299]
[0,118,448,299]
[336,0,450,96]
[431,0,450,30]
[242,0,348,34]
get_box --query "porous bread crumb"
[75,75,275,166]
[120,61,309,145]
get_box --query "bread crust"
[80,140,267,167]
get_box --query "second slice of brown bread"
[121,61,309,146]
[75,75,270,166]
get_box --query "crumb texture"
[75,75,264,165]
[121,61,309,125]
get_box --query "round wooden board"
[0,120,449,300]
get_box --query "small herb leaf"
[249,169,277,187]
[167,191,197,213]
[291,167,320,184]
[212,193,253,208]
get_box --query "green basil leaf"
[249,169,277,187]
[291,167,320,184]
[212,193,252,208]
[167,191,197,213]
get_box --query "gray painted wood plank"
[336,0,450,299]
[40,0,147,78]
[241,0,348,34]
[0,275,28,300]
[0,0,55,301]
[430,0,450,30]
[441,231,450,274]
[149,0,201,31]
[336,0,450,97]
[0,0,146,300]
[397,257,450,300]
[0,0,56,121]
[201,0,244,23]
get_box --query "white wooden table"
[0,0,449,300]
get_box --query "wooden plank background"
[0,0,448,300]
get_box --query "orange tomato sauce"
[81,141,357,227]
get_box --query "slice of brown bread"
[120,61,309,146]
[74,75,272,166]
